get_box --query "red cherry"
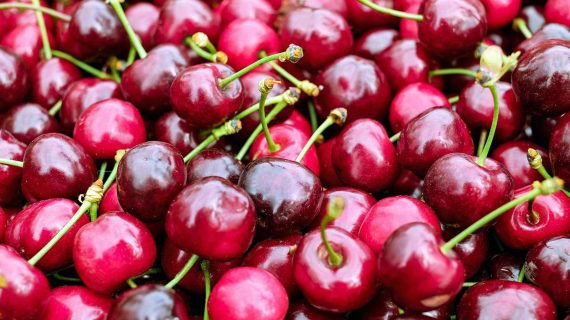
[2,0,54,31]
[346,0,398,31]
[549,113,570,182]
[353,28,400,60]
[316,138,343,188]
[392,169,423,197]
[400,3,421,40]
[286,300,344,320]
[186,148,243,184]
[490,141,549,189]
[0,207,6,242]
[488,253,523,281]
[99,183,123,215]
[125,2,160,50]
[545,0,570,28]
[290,0,348,18]
[441,227,489,279]
[40,286,113,320]
[0,130,25,206]
[219,0,277,27]
[108,284,190,320]
[154,0,220,45]
[0,24,54,70]
[282,110,312,139]
[1,103,61,144]
[31,57,81,109]
[0,47,29,112]
[519,5,546,33]
[480,0,522,29]
[515,23,570,54]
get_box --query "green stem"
[48,100,62,116]
[476,84,499,166]
[109,61,121,83]
[89,204,98,222]
[258,89,280,153]
[448,96,459,104]
[186,37,218,63]
[534,161,570,198]
[51,273,82,283]
[233,95,282,120]
[164,254,199,289]
[259,51,319,97]
[463,282,477,287]
[126,46,136,67]
[296,117,335,162]
[202,261,211,320]
[98,162,108,180]
[103,160,120,193]
[218,51,290,89]
[126,278,137,289]
[308,100,318,132]
[0,3,71,21]
[31,0,51,59]
[52,50,114,80]
[513,18,533,39]
[518,265,526,282]
[357,0,423,21]
[183,120,242,163]
[0,159,24,167]
[429,68,478,79]
[477,129,488,157]
[390,132,401,143]
[184,135,216,163]
[107,0,147,59]
[320,197,345,267]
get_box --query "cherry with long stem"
[259,50,319,97]
[186,33,227,64]
[475,84,499,166]
[429,68,478,79]
[357,0,423,21]
[0,2,71,21]
[528,148,570,197]
[52,50,114,80]
[320,197,345,267]
[183,120,242,163]
[513,18,533,39]
[164,254,199,289]
[258,78,281,153]
[296,108,347,162]
[107,0,147,59]
[31,0,51,59]
[202,260,211,320]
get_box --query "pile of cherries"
[0,0,570,318]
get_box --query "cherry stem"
[98,161,108,180]
[259,51,320,97]
[296,108,347,163]
[258,78,281,153]
[476,84,499,166]
[518,265,526,282]
[440,177,564,254]
[107,0,147,59]
[307,100,318,132]
[357,0,423,21]
[390,132,401,143]
[429,68,478,79]
[103,150,125,193]
[320,197,345,267]
[513,18,533,39]
[31,0,51,59]
[218,45,303,89]
[48,100,62,116]
[164,254,199,289]
[448,96,459,104]
[52,50,114,80]
[0,158,24,167]
[463,282,477,287]
[185,34,227,64]
[477,129,488,156]
[51,273,82,283]
[201,260,211,320]
[528,148,570,197]
[183,120,242,163]
[0,3,71,21]
[233,94,283,120]
[28,180,104,266]
[126,46,136,67]
[126,278,137,288]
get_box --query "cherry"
[377,222,465,311]
[0,130,26,206]
[117,141,186,222]
[397,107,474,177]
[354,28,400,60]
[60,78,122,133]
[441,226,489,279]
[0,24,53,71]
[0,47,29,112]
[186,148,243,184]
[549,113,570,182]
[332,119,399,193]
[457,280,557,319]
[418,0,487,57]
[219,0,277,27]
[545,0,570,28]
[480,0,521,29]
[280,8,353,71]
[125,2,160,50]
[516,23,570,54]
[154,0,220,45]
[73,211,157,294]
[512,39,570,116]
[488,253,523,281]
[108,284,190,320]
[2,0,54,32]
[99,182,123,215]
[0,244,51,319]
[1,103,60,144]
[314,55,392,123]
[290,0,348,18]
[242,233,302,298]
[519,5,546,33]
[22,133,97,202]
[40,286,113,320]
[31,57,81,109]
[286,300,344,320]
[423,153,513,227]
[283,109,312,139]
[400,2,421,40]
[392,169,423,197]
[73,98,147,160]
[346,0,399,31]
[238,157,323,237]
[208,267,289,320]
[121,44,190,115]
[316,137,343,188]
[490,141,549,188]
[166,177,256,260]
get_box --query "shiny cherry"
[480,0,522,29]
[125,3,160,50]
[0,130,25,206]
[0,24,53,71]
[286,300,344,320]
[549,113,570,182]
[40,286,113,320]
[219,0,277,27]
[186,148,243,184]
[400,2,421,40]
[108,284,190,320]
[346,0,398,31]
[282,109,312,139]
[353,28,400,60]
[316,137,343,188]
[491,141,549,188]
[442,226,489,279]
[1,103,60,144]
[31,57,81,109]
[545,0,570,28]
[488,253,523,281]
[99,183,123,215]
[520,5,546,33]
[515,23,570,54]
[154,0,220,45]
[0,47,29,112]
[392,169,423,197]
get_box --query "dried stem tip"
[115,149,126,162]
[192,32,209,48]
[214,51,228,64]
[527,148,543,169]
[330,108,348,126]
[533,177,565,195]
[279,44,303,63]
[83,179,104,204]
[259,78,282,94]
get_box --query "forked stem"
[296,108,347,162]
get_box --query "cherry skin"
[289,0,348,19]
[392,169,423,197]
[0,47,29,112]
[186,148,243,184]
[242,233,303,298]
[389,82,450,133]
[397,107,474,177]
[40,286,113,320]
[286,300,344,320]
[31,57,81,109]
[280,8,353,71]
[125,2,160,50]
[378,222,465,311]
[549,113,570,182]
[314,55,392,123]
[121,44,190,115]
[170,63,244,130]
[353,28,400,60]
[166,177,256,260]
[515,23,570,54]
[22,133,97,202]
[400,2,421,40]
[488,253,523,281]
[418,0,487,57]
[294,227,378,313]
[73,211,157,294]
[99,183,124,215]
[250,124,320,175]
[332,119,399,193]
[154,0,220,45]
[346,0,398,31]
[316,137,343,188]
[358,195,441,255]
[208,267,289,320]
[480,0,522,29]
[108,284,190,320]
[520,5,546,33]
[282,109,312,138]
[458,280,557,319]
[545,0,570,28]
[73,98,147,160]
[0,208,6,241]
[0,244,51,320]
[0,130,26,206]
[1,103,60,144]
[238,157,323,237]
[0,24,54,71]
[2,0,54,32]
[441,227,489,279]
[423,153,513,227]
[219,0,277,27]
[491,141,550,189]
[117,141,186,223]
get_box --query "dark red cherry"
[22,133,97,202]
[491,141,549,189]
[1,103,60,144]
[73,212,157,294]
[186,148,243,184]
[286,300,344,320]
[359,196,441,256]
[0,207,6,241]
[125,2,160,50]
[0,130,25,206]
[545,0,570,28]
[238,157,323,237]
[40,286,113,320]
[280,8,353,71]
[208,267,289,320]
[480,0,522,29]
[154,0,220,45]
[99,183,123,215]
[442,226,489,279]
[316,137,343,188]
[31,57,81,109]
[73,98,147,160]
[242,233,302,298]
[346,0,398,31]
[290,0,348,19]
[170,63,244,130]
[353,28,400,60]
[458,280,557,319]
[2,0,54,32]
[166,177,256,260]
[332,119,399,193]
[0,24,53,71]
[121,44,190,115]
[283,110,312,139]
[516,23,570,54]
[418,0,487,57]
[0,244,51,319]
[378,222,465,311]
[0,47,29,112]
[392,169,424,197]
[525,235,570,309]
[108,284,190,320]
[117,141,186,222]
[397,107,474,177]
[549,113,570,182]
[423,153,513,227]
[488,253,523,281]
[512,39,570,116]
[294,227,378,312]
[220,0,277,27]
[314,55,392,123]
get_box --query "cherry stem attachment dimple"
[320,197,345,267]
[429,68,478,79]
[389,132,401,143]
[296,108,347,163]
[440,177,565,254]
[183,120,242,163]
[107,0,147,59]
[0,158,24,167]
[528,148,570,197]
[164,254,199,289]
[259,50,320,97]
[513,18,533,39]
[52,50,115,80]
[476,84,499,166]
[0,2,71,21]
[258,78,281,153]
[357,0,423,21]
[202,260,211,320]
[31,0,51,59]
